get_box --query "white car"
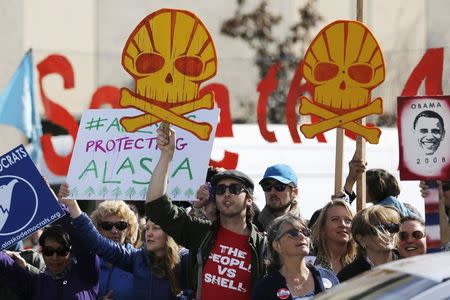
[314,252,450,300]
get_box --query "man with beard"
[145,127,266,300]
[257,164,300,230]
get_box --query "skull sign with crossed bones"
[299,20,385,144]
[119,9,217,140]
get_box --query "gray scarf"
[258,200,301,230]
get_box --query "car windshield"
[315,269,438,300]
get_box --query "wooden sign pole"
[356,0,367,212]
[334,128,344,196]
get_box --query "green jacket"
[145,195,267,299]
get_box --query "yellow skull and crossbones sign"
[299,20,385,144]
[119,9,217,140]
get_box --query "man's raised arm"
[146,127,176,202]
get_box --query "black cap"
[210,170,254,195]
[308,208,322,229]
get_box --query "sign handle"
[334,128,344,195]
[356,0,367,211]
[160,121,170,144]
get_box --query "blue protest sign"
[0,145,65,250]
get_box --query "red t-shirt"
[200,226,252,300]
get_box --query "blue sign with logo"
[0,145,65,250]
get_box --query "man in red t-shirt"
[145,127,266,300]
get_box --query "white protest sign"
[66,108,219,201]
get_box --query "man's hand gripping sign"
[299,20,385,144]
[119,9,217,140]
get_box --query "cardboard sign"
[398,96,450,180]
[0,145,65,250]
[119,8,217,141]
[66,108,219,201]
[299,20,385,144]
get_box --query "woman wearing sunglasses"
[310,200,356,274]
[0,214,100,299]
[337,205,400,282]
[397,216,427,258]
[58,184,191,300]
[88,198,139,300]
[252,214,338,300]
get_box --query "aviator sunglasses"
[399,230,426,241]
[371,223,400,235]
[214,183,247,195]
[99,221,129,231]
[260,181,289,192]
[42,246,71,257]
[276,228,311,241]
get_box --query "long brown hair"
[311,200,356,268]
[148,232,182,296]
[351,205,400,255]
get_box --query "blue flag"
[0,50,42,162]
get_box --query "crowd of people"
[0,126,449,300]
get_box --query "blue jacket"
[98,244,134,300]
[0,211,99,300]
[378,196,414,217]
[72,213,190,300]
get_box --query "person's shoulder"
[179,247,189,256]
[313,265,339,286]
[255,270,282,287]
[337,256,369,281]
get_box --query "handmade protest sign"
[66,108,219,201]
[398,96,450,180]
[0,145,65,250]
[299,20,385,144]
[119,8,217,141]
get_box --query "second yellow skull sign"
[119,9,217,140]
[299,20,385,144]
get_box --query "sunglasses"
[276,228,311,240]
[260,181,289,192]
[99,221,129,231]
[372,223,400,234]
[399,230,426,241]
[214,183,246,195]
[42,246,71,257]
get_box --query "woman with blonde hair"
[337,205,401,282]
[89,199,138,300]
[310,199,356,274]
[59,184,191,300]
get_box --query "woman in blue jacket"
[87,196,139,300]
[59,185,191,300]
[0,209,100,299]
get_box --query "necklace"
[285,269,310,296]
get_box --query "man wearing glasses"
[257,164,300,231]
[145,128,266,300]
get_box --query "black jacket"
[145,195,267,299]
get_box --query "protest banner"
[0,145,64,251]
[299,19,385,144]
[298,14,386,209]
[66,108,219,201]
[119,8,217,141]
[398,95,450,180]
